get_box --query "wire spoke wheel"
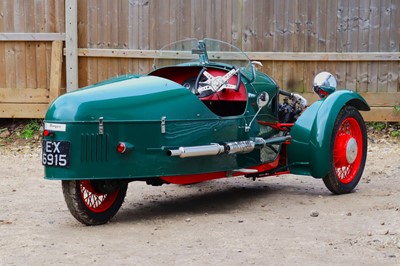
[79,180,119,213]
[323,106,367,194]
[62,180,128,225]
[332,117,363,184]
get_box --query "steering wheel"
[194,66,241,97]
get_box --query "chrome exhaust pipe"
[167,136,291,158]
[166,144,225,158]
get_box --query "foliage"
[391,130,400,138]
[369,122,386,131]
[19,120,41,140]
[367,122,400,139]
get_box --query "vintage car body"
[42,39,369,225]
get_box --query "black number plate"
[42,140,70,167]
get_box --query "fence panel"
[0,0,399,120]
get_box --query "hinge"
[99,117,104,135]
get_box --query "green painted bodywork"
[44,70,281,180]
[287,90,370,178]
[43,35,370,182]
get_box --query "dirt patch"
[0,123,399,264]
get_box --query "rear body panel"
[44,71,281,180]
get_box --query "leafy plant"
[394,105,400,112]
[371,122,386,131]
[390,130,400,138]
[20,120,40,139]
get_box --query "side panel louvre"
[80,133,109,162]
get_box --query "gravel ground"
[0,138,399,265]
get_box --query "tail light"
[116,142,134,154]
[117,142,127,153]
[43,130,54,137]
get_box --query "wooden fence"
[0,0,399,121]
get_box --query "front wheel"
[62,180,128,225]
[323,106,367,194]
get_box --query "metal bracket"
[161,116,166,134]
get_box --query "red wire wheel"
[62,180,128,225]
[323,106,367,194]
[79,181,120,213]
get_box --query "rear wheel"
[323,106,367,194]
[62,180,128,225]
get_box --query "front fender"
[288,90,369,178]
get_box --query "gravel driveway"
[0,139,399,265]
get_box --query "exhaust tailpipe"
[167,136,291,159]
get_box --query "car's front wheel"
[62,180,127,225]
[323,106,367,194]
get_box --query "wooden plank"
[357,0,370,93]
[49,41,63,105]
[74,48,400,61]
[253,0,264,51]
[158,0,170,46]
[242,0,254,51]
[129,0,140,76]
[35,42,48,89]
[5,43,16,88]
[55,0,65,33]
[326,0,338,52]
[213,0,223,41]
[169,0,178,44]
[15,42,27,88]
[24,1,37,89]
[12,1,26,89]
[346,0,359,91]
[87,0,99,85]
[0,32,65,41]
[65,0,78,91]
[108,0,119,77]
[305,0,318,53]
[77,0,89,87]
[377,0,391,93]
[336,0,349,89]
[0,103,48,118]
[139,0,150,74]
[273,0,284,52]
[0,43,5,87]
[263,0,275,52]
[303,61,316,94]
[388,1,400,92]
[231,0,243,48]
[45,0,56,33]
[299,92,400,107]
[34,1,48,89]
[284,0,295,52]
[367,0,380,92]
[294,0,306,92]
[0,88,49,103]
[180,0,192,41]
[0,103,398,122]
[117,0,129,77]
[361,107,400,122]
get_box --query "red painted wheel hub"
[333,117,363,184]
[80,181,119,213]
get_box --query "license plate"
[42,140,70,167]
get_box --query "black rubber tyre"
[62,180,128,225]
[323,106,367,194]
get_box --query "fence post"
[49,41,63,106]
[65,0,78,92]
